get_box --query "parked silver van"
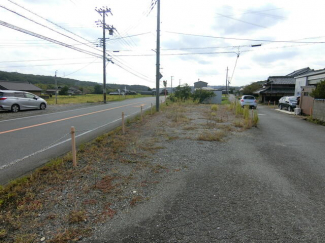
[0,90,47,112]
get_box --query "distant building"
[0,81,42,96]
[68,87,83,95]
[194,80,208,89]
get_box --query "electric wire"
[0,4,103,54]
[215,12,267,29]
[7,0,96,47]
[62,58,99,78]
[164,31,325,44]
[0,20,103,58]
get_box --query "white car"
[240,95,257,109]
[0,90,47,112]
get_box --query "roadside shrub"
[310,80,325,99]
[192,89,215,103]
[174,84,192,101]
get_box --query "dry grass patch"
[197,130,227,141]
[68,210,87,224]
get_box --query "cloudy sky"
[0,0,325,88]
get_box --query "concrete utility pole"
[226,67,229,95]
[155,0,161,112]
[96,7,113,104]
[171,76,173,94]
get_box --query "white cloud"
[1,0,325,89]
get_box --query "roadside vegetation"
[46,94,151,105]
[0,90,258,243]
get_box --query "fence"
[313,99,325,122]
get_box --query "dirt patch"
[0,102,251,243]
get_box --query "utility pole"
[155,0,161,112]
[179,79,181,86]
[55,70,58,104]
[171,76,173,94]
[96,7,113,104]
[226,67,228,95]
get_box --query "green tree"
[192,89,215,103]
[59,86,69,95]
[310,80,325,99]
[174,84,192,101]
[242,81,264,95]
[93,84,103,94]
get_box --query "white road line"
[0,110,140,171]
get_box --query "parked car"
[278,96,297,111]
[0,90,47,112]
[125,91,137,95]
[240,95,257,109]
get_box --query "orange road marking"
[0,102,143,135]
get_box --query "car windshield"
[289,98,296,102]
[244,96,255,99]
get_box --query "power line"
[215,12,267,29]
[7,0,96,46]
[0,20,103,58]
[0,61,101,69]
[62,58,99,78]
[0,4,102,54]
[0,57,95,63]
[164,31,325,44]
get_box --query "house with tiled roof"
[255,68,312,103]
[0,81,42,96]
[294,68,325,115]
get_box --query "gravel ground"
[1,102,248,243]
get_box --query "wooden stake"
[122,112,125,134]
[71,126,77,167]
[141,105,143,121]
[151,103,153,115]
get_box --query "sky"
[1,0,325,89]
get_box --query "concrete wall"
[300,86,315,115]
[313,100,325,122]
[203,91,222,104]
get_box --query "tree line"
[0,70,150,94]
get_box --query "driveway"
[84,105,325,242]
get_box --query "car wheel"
[288,106,291,112]
[40,103,46,110]
[11,104,20,113]
[279,105,282,110]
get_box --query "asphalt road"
[85,105,325,242]
[0,97,158,185]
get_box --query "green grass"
[222,95,231,105]
[46,94,150,105]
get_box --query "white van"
[0,90,47,112]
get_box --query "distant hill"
[0,70,150,92]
